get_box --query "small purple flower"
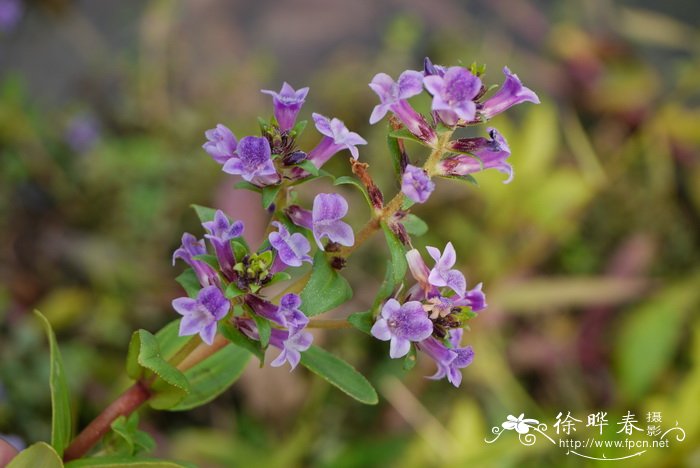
[401,164,435,204]
[480,67,539,119]
[222,136,278,184]
[203,124,238,165]
[269,328,313,370]
[269,221,312,268]
[261,82,309,132]
[173,233,220,288]
[439,127,513,183]
[418,330,474,387]
[245,295,285,326]
[455,283,487,312]
[306,113,367,168]
[423,66,482,126]
[312,193,354,250]
[368,71,437,145]
[172,285,230,345]
[277,293,309,334]
[423,57,446,77]
[0,0,22,33]
[371,299,433,358]
[65,114,101,153]
[426,242,466,297]
[203,210,244,278]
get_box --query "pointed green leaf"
[219,322,264,364]
[106,414,155,457]
[7,442,63,468]
[268,271,292,287]
[401,214,428,236]
[152,321,251,411]
[126,330,190,410]
[347,311,373,335]
[296,160,319,176]
[224,282,245,299]
[262,185,282,209]
[440,174,478,186]
[251,314,271,348]
[299,251,353,316]
[334,176,372,209]
[291,119,308,136]
[381,222,407,285]
[191,204,217,223]
[34,310,72,456]
[233,181,262,192]
[192,254,219,270]
[175,269,200,298]
[300,346,378,405]
[388,127,423,144]
[386,134,405,181]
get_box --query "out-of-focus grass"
[1,1,699,467]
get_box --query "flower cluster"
[371,242,486,387]
[170,57,538,386]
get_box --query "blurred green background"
[1,1,700,467]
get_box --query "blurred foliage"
[1,0,700,467]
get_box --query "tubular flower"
[260,82,309,132]
[371,299,433,358]
[439,127,513,183]
[203,124,238,165]
[307,113,367,168]
[423,66,482,126]
[479,67,540,119]
[172,286,230,345]
[401,164,435,204]
[222,136,279,185]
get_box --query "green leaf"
[291,119,307,136]
[299,251,353,316]
[191,204,217,223]
[251,314,271,348]
[106,413,155,457]
[219,322,264,364]
[153,321,251,411]
[232,240,249,261]
[381,222,407,285]
[169,343,249,411]
[388,127,423,144]
[268,271,292,286]
[372,261,396,313]
[233,181,262,192]
[34,310,71,456]
[224,282,245,299]
[347,311,373,335]
[192,254,219,270]
[126,330,190,410]
[440,174,478,186]
[7,442,63,468]
[334,176,372,209]
[174,269,200,298]
[65,457,195,468]
[261,185,282,209]
[296,160,319,176]
[402,214,428,236]
[386,134,405,181]
[300,346,378,404]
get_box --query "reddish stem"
[63,381,151,461]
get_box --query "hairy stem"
[63,382,151,461]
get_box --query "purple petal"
[423,75,445,97]
[397,70,424,99]
[172,297,197,316]
[179,309,210,337]
[390,337,411,358]
[381,298,401,320]
[312,193,348,223]
[445,270,466,297]
[393,301,433,341]
[197,286,230,320]
[286,205,313,230]
[370,318,392,341]
[313,219,354,249]
[312,113,333,138]
[200,322,218,345]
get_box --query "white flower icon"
[502,414,539,434]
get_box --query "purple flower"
[423,66,482,126]
[480,67,539,119]
[418,329,474,387]
[423,57,446,77]
[371,299,433,358]
[426,242,466,297]
[261,82,309,132]
[269,221,312,268]
[203,210,244,278]
[439,127,513,183]
[173,233,220,288]
[277,293,309,334]
[0,0,22,33]
[401,164,435,204]
[245,295,285,326]
[455,283,487,312]
[406,248,434,298]
[312,193,354,250]
[269,328,313,370]
[222,136,279,184]
[368,71,437,145]
[306,113,367,168]
[203,124,238,165]
[172,285,230,345]
[64,114,100,153]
